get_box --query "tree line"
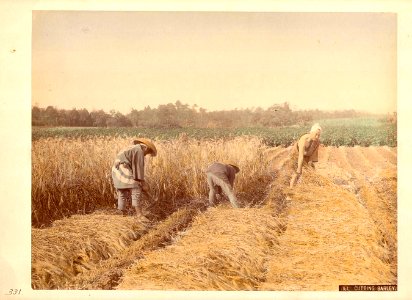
[32,101,378,128]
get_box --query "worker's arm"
[228,167,235,188]
[296,138,306,174]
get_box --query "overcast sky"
[32,11,396,114]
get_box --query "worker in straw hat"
[111,138,157,221]
[289,123,322,188]
[206,162,240,208]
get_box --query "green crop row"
[32,118,397,147]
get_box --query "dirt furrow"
[316,147,355,194]
[344,146,377,179]
[336,146,354,170]
[273,146,293,171]
[359,146,387,166]
[267,146,292,171]
[263,147,284,163]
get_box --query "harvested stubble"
[118,205,284,290]
[261,169,396,290]
[344,146,378,179]
[376,146,397,165]
[359,146,392,169]
[68,204,205,290]
[32,212,146,289]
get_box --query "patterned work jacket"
[111,144,146,189]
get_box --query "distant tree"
[207,111,234,128]
[273,102,296,126]
[32,106,45,126]
[45,106,59,126]
[107,110,132,127]
[249,102,296,127]
[90,110,110,127]
[128,109,140,127]
[78,109,93,126]
[391,112,397,124]
[295,110,313,125]
[32,101,377,129]
[157,103,179,127]
[251,107,264,126]
[138,106,158,127]
[198,107,207,127]
[66,109,80,126]
[239,108,255,127]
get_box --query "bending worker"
[206,162,240,208]
[111,138,157,220]
[290,123,322,188]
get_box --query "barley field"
[32,136,271,227]
[31,132,397,290]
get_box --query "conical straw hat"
[225,162,240,173]
[134,138,157,157]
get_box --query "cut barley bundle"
[355,168,397,277]
[69,204,204,290]
[320,147,397,279]
[118,205,284,290]
[32,212,146,289]
[261,170,396,290]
